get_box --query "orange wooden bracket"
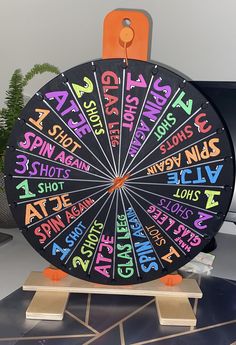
[43,266,68,282]
[103,10,150,61]
[160,273,183,287]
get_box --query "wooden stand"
[23,271,202,326]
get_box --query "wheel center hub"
[108,174,130,193]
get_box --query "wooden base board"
[23,272,202,298]
[23,272,202,325]
[26,291,69,320]
[156,296,196,326]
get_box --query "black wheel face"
[4,58,235,285]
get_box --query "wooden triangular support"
[23,271,202,326]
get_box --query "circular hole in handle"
[123,18,131,27]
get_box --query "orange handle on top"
[103,10,150,61]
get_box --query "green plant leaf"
[0,63,60,173]
[5,69,24,136]
[22,63,60,87]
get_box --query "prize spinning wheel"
[4,58,235,285]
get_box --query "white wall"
[0,0,236,235]
[1,0,236,106]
